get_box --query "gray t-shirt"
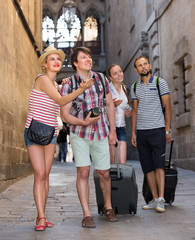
[131,75,170,130]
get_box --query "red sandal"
[45,220,54,228]
[36,217,54,228]
[35,217,46,231]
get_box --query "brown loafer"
[103,208,118,222]
[82,216,96,228]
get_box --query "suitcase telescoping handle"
[168,139,174,168]
[115,142,120,178]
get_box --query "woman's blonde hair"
[41,57,48,73]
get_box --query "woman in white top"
[108,64,132,164]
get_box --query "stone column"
[100,18,105,55]
[81,14,85,46]
[53,18,58,48]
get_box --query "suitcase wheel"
[165,191,175,205]
[129,204,137,215]
[99,211,103,216]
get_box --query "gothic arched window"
[84,7,100,41]
[42,8,81,52]
[84,7,101,54]
[84,16,98,41]
[42,16,55,44]
[56,13,81,48]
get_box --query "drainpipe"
[12,0,41,57]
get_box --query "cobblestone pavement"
[0,160,195,240]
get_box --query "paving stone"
[0,160,195,240]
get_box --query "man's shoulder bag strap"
[96,72,106,106]
[133,80,139,93]
[155,77,165,115]
[70,75,79,106]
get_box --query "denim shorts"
[24,128,57,147]
[116,127,127,142]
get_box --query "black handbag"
[27,119,55,145]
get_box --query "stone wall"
[0,0,42,192]
[105,0,195,170]
[159,0,195,169]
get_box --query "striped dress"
[25,89,60,136]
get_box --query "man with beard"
[131,56,172,213]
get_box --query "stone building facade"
[105,0,195,170]
[0,0,42,192]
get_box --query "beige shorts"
[70,132,110,170]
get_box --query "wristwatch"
[165,130,171,135]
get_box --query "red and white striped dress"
[25,88,60,136]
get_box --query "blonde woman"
[24,46,96,231]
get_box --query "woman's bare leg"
[118,141,127,164]
[27,145,47,227]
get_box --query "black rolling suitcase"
[142,140,178,204]
[94,144,138,215]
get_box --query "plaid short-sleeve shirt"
[61,71,110,140]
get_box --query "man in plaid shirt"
[61,47,118,228]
